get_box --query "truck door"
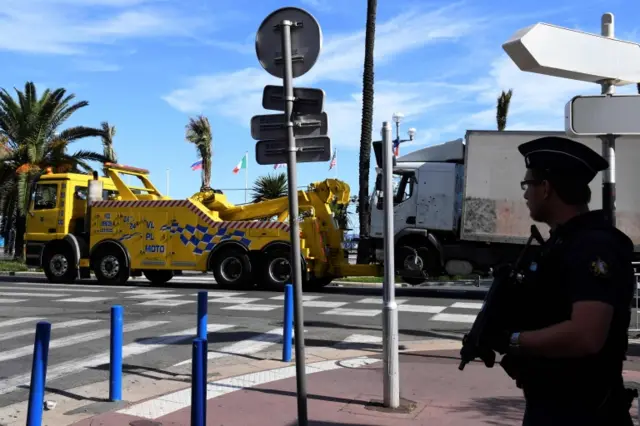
[392,172,418,233]
[26,181,62,237]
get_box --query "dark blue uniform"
[516,210,635,425]
[502,136,636,425]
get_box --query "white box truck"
[366,130,640,285]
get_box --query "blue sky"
[1,0,639,223]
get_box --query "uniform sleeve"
[565,233,622,306]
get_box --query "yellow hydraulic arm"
[104,162,167,201]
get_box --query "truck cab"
[369,139,466,283]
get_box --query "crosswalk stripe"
[0,323,234,396]
[173,328,285,367]
[0,320,167,363]
[450,302,483,309]
[334,334,382,349]
[0,292,69,298]
[0,298,26,304]
[0,318,40,329]
[0,285,102,293]
[0,319,102,342]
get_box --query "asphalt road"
[0,274,484,409]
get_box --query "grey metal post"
[381,121,400,408]
[280,18,308,425]
[600,12,617,226]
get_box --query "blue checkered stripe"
[160,221,252,255]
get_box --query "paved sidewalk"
[70,348,631,426]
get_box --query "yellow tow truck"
[24,163,380,290]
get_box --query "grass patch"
[0,260,29,272]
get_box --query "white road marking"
[121,289,174,295]
[355,298,408,305]
[397,304,447,314]
[55,297,111,303]
[191,292,246,298]
[0,320,167,363]
[0,285,102,293]
[450,302,483,309]
[137,299,194,307]
[221,304,281,311]
[0,323,234,396]
[0,292,69,298]
[0,298,26,304]
[303,301,348,308]
[0,319,102,342]
[321,308,380,317]
[0,318,39,328]
[334,334,382,349]
[269,295,322,301]
[208,297,262,304]
[173,328,285,367]
[120,357,380,419]
[429,313,477,323]
[126,294,183,300]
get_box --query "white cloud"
[72,59,122,72]
[0,0,206,55]
[163,3,485,148]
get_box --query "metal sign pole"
[280,18,308,425]
[381,121,400,408]
[599,12,617,227]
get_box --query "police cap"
[518,136,609,184]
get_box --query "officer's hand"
[500,354,524,388]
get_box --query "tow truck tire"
[143,270,174,286]
[210,246,253,289]
[92,246,130,286]
[259,248,301,292]
[43,243,77,284]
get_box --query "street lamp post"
[391,112,416,156]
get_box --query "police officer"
[494,136,636,425]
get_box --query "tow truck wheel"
[92,247,130,286]
[143,270,174,286]
[43,244,77,284]
[210,246,253,289]
[259,248,300,292]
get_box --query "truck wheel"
[396,245,427,285]
[92,247,130,286]
[43,244,77,284]
[210,247,253,289]
[143,270,174,286]
[259,248,300,292]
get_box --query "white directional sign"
[502,23,640,85]
[565,94,640,136]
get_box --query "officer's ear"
[541,179,553,200]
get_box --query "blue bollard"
[110,305,123,401]
[282,284,293,362]
[197,291,208,341]
[27,321,51,426]
[191,338,207,426]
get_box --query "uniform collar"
[551,210,609,238]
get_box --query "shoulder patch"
[590,257,609,277]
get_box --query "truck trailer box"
[461,130,640,250]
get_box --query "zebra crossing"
[0,279,484,323]
[0,311,458,411]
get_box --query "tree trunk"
[356,0,377,264]
[13,215,26,261]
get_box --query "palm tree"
[356,0,377,264]
[251,173,288,203]
[497,89,513,131]
[0,82,106,260]
[185,115,213,192]
[100,121,118,176]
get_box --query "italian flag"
[233,153,247,174]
